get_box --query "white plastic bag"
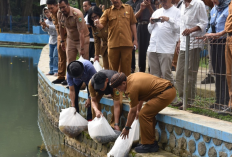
[90,58,103,72]
[107,119,140,157]
[88,117,120,143]
[79,55,85,61]
[59,107,88,138]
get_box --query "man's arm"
[69,86,76,107]
[135,2,146,19]
[79,29,86,57]
[131,24,138,48]
[95,9,108,29]
[113,100,121,130]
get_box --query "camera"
[151,18,161,22]
[40,14,44,22]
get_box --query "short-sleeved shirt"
[225,2,232,33]
[99,4,137,48]
[58,7,89,41]
[67,59,96,87]
[208,6,229,34]
[135,3,156,22]
[88,70,120,101]
[126,0,143,13]
[125,72,172,108]
[92,26,108,56]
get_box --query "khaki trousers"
[139,87,176,144]
[108,46,133,76]
[225,36,232,107]
[176,48,201,103]
[57,36,66,80]
[66,36,90,64]
[102,49,109,70]
[91,92,123,127]
[148,52,174,85]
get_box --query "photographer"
[40,7,58,76]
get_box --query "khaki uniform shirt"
[51,12,67,40]
[92,26,108,56]
[58,7,89,41]
[125,73,172,108]
[225,2,232,33]
[99,4,137,48]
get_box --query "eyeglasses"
[91,15,98,20]
[44,11,50,14]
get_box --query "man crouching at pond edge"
[67,59,96,121]
[110,72,176,153]
[88,70,123,131]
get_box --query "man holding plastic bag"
[110,72,176,153]
[88,70,123,130]
[67,58,96,120]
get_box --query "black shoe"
[66,86,69,89]
[61,80,67,85]
[171,66,176,71]
[136,141,158,147]
[52,79,65,84]
[135,143,159,153]
[201,74,215,84]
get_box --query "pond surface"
[0,47,86,157]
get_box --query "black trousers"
[131,48,136,70]
[89,42,95,60]
[137,23,150,72]
[211,39,229,105]
[74,83,92,120]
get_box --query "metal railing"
[181,35,231,114]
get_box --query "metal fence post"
[183,35,190,111]
[28,16,30,33]
[10,15,12,32]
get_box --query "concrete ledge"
[0,33,49,44]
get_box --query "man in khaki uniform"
[110,72,176,153]
[94,0,138,76]
[88,70,123,130]
[224,1,232,109]
[58,0,90,64]
[47,0,67,84]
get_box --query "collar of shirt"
[182,0,196,8]
[112,3,126,10]
[65,7,74,18]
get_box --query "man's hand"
[80,49,85,57]
[94,19,100,27]
[176,41,180,54]
[182,28,193,36]
[61,42,66,51]
[135,110,140,119]
[144,0,151,8]
[114,125,120,131]
[140,2,146,11]
[120,128,129,139]
[159,16,169,23]
[85,98,91,108]
[94,55,99,62]
[95,109,103,118]
[133,40,138,50]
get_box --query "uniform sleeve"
[92,27,101,56]
[76,12,87,32]
[100,9,109,27]
[128,89,139,108]
[130,6,137,24]
[112,88,120,101]
[88,80,97,98]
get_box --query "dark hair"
[110,72,127,88]
[88,6,103,28]
[43,7,48,12]
[84,0,91,6]
[58,0,68,4]
[46,0,57,5]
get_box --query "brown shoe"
[172,102,183,107]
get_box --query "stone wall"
[155,122,232,157]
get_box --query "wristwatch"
[114,123,119,126]
[60,40,64,43]
[125,126,131,130]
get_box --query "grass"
[199,57,209,68]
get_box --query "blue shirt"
[67,59,96,97]
[208,6,229,33]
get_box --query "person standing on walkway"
[89,70,123,130]
[135,0,155,72]
[126,0,142,73]
[58,0,90,64]
[147,0,180,86]
[224,0,232,111]
[46,0,67,85]
[94,0,138,77]
[88,6,109,69]
[67,59,96,121]
[201,0,230,109]
[41,7,58,77]
[83,0,95,60]
[110,72,176,153]
[174,0,208,109]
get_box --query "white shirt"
[147,6,181,54]
[42,19,57,45]
[175,0,183,41]
[180,0,208,51]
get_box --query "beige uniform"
[58,7,90,63]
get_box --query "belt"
[159,85,174,94]
[138,21,149,25]
[227,33,232,37]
